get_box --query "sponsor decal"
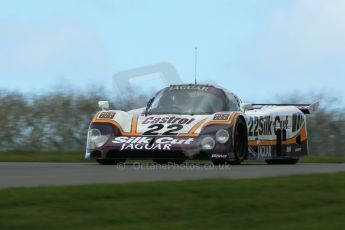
[98,112,116,119]
[112,136,194,151]
[169,85,209,91]
[295,147,302,152]
[213,114,230,121]
[248,115,289,137]
[142,116,195,125]
[248,116,273,136]
[292,113,304,132]
[257,146,272,158]
[141,116,196,135]
[210,153,228,159]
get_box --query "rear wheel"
[96,159,126,165]
[265,159,299,164]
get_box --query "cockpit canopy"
[146,84,241,115]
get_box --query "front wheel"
[265,159,299,164]
[96,159,126,165]
[229,117,248,165]
[212,117,248,166]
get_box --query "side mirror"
[98,101,109,110]
[240,103,253,112]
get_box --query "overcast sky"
[0,0,344,103]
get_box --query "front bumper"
[86,135,233,161]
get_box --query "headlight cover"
[200,136,215,150]
[87,124,113,148]
[216,129,230,144]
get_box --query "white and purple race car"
[86,84,318,165]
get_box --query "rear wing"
[251,102,319,114]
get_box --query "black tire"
[229,117,248,165]
[96,159,125,165]
[153,159,185,165]
[265,159,299,164]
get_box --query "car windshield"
[147,88,226,115]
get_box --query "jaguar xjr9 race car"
[86,84,318,165]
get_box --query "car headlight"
[200,136,215,150]
[216,129,229,144]
[87,124,112,148]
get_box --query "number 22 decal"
[143,124,183,135]
[248,116,259,137]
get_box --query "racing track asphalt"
[0,162,344,188]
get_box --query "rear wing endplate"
[251,102,319,114]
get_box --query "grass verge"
[1,173,345,229]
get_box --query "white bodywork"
[245,106,305,141]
